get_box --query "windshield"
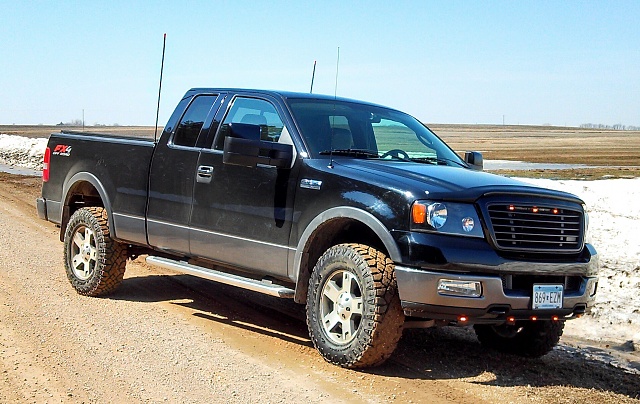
[287,98,465,167]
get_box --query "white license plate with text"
[532,284,563,309]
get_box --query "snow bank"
[1,134,638,344]
[0,134,48,170]
[520,178,640,344]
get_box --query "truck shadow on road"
[111,273,640,400]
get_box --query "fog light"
[461,217,475,232]
[437,279,482,297]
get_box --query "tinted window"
[214,97,284,149]
[173,95,216,147]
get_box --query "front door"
[189,95,298,278]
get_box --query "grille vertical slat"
[487,203,583,252]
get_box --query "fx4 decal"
[52,144,72,156]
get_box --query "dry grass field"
[0,124,159,139]
[2,123,639,179]
[432,124,640,179]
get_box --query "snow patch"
[0,134,48,170]
[518,177,640,344]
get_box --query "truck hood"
[334,159,583,203]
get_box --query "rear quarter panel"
[42,132,155,244]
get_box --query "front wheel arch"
[293,207,402,303]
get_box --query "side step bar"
[145,256,295,298]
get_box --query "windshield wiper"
[319,149,380,158]
[409,156,468,168]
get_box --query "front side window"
[214,97,284,150]
[172,95,216,147]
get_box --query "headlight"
[411,200,484,238]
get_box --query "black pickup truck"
[37,88,598,368]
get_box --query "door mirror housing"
[223,123,293,169]
[464,151,483,171]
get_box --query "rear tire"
[474,320,564,358]
[306,243,404,368]
[63,207,127,296]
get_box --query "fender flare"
[292,207,402,298]
[60,172,115,239]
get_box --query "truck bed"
[41,131,155,245]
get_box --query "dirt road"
[0,173,638,403]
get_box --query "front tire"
[306,243,404,368]
[474,320,565,358]
[63,207,127,296]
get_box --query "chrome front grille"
[487,203,583,252]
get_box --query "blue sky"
[1,1,638,127]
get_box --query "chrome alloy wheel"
[70,226,98,280]
[320,270,364,344]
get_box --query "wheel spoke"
[72,253,83,269]
[73,231,85,248]
[350,297,363,315]
[322,280,342,303]
[84,228,93,244]
[342,318,357,340]
[343,271,356,292]
[323,310,341,333]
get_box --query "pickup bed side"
[40,133,154,245]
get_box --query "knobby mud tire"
[63,207,127,296]
[306,243,404,368]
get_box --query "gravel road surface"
[0,173,638,403]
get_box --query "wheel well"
[59,180,104,241]
[294,217,388,303]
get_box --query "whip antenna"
[310,60,317,93]
[328,47,340,169]
[334,47,340,99]
[154,33,167,143]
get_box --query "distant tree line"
[56,120,120,126]
[580,123,640,130]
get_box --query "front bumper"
[396,266,598,323]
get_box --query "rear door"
[189,94,299,277]
[147,93,222,253]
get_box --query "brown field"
[0,124,161,139]
[2,123,639,179]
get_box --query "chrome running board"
[145,256,295,298]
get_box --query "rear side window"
[172,95,216,147]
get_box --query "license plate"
[532,284,563,309]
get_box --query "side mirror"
[223,123,293,169]
[464,151,483,171]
